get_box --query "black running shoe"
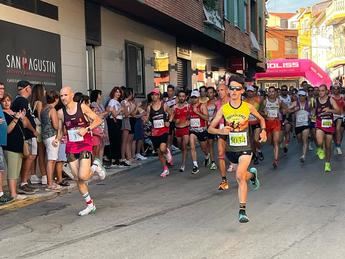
[253,155,259,165]
[239,210,249,223]
[192,166,200,175]
[258,151,264,161]
[283,146,288,153]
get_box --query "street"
[1,142,345,259]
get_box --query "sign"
[177,47,192,60]
[228,57,245,72]
[0,20,62,97]
[267,62,299,69]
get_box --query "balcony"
[326,46,345,68]
[326,0,345,25]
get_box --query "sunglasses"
[229,86,243,91]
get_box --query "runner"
[208,75,267,223]
[189,90,209,174]
[147,88,172,177]
[262,86,285,169]
[165,85,178,153]
[53,86,105,216]
[172,90,190,172]
[206,87,218,170]
[279,85,292,153]
[215,84,230,190]
[331,84,344,155]
[315,84,340,172]
[199,86,209,104]
[244,86,263,165]
[289,90,311,162]
[308,86,317,151]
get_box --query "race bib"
[321,119,332,128]
[190,118,201,128]
[67,128,84,142]
[229,132,248,147]
[219,123,224,129]
[296,112,309,124]
[267,109,278,118]
[153,119,164,129]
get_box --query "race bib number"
[267,109,278,118]
[67,128,84,142]
[229,132,248,147]
[153,119,164,129]
[321,119,332,128]
[190,118,201,128]
[296,113,308,124]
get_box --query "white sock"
[193,161,198,167]
[0,192,3,197]
[82,192,93,206]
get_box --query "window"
[285,36,298,55]
[224,0,228,19]
[125,41,145,96]
[234,0,239,26]
[0,0,58,20]
[280,19,288,29]
[244,2,248,32]
[250,0,257,35]
[267,38,279,51]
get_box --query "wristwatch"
[87,127,91,132]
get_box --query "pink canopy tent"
[255,59,332,87]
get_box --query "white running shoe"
[30,175,41,184]
[78,204,96,216]
[63,163,74,180]
[160,169,170,178]
[93,158,106,180]
[179,165,185,172]
[308,143,314,151]
[227,164,234,173]
[165,148,173,164]
[136,153,147,160]
[336,147,343,155]
[41,175,48,185]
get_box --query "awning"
[255,59,332,87]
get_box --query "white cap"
[298,90,307,96]
[191,90,200,97]
[246,86,255,92]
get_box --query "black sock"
[222,176,227,181]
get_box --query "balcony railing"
[326,0,345,25]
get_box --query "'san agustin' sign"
[0,20,61,97]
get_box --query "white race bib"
[296,111,309,127]
[190,118,201,128]
[67,128,84,142]
[229,132,248,147]
[153,119,164,129]
[267,109,278,118]
[321,119,332,128]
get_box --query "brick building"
[0,0,267,98]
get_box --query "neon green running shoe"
[324,162,331,173]
[317,148,325,160]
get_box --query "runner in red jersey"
[53,86,103,216]
[172,90,190,172]
[331,85,345,155]
[147,88,172,177]
[189,90,209,174]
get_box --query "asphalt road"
[1,141,345,259]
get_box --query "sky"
[267,0,323,12]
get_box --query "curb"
[0,151,179,211]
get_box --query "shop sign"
[0,20,61,96]
[177,47,192,60]
[228,57,245,72]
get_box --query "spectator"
[106,86,123,166]
[30,84,47,185]
[1,93,27,200]
[11,80,38,195]
[133,101,147,161]
[41,90,61,192]
[0,83,13,204]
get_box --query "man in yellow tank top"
[208,75,267,223]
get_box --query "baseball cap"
[17,80,31,91]
[190,90,200,97]
[151,88,160,95]
[246,86,255,92]
[298,90,307,96]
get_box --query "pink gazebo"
[255,59,332,87]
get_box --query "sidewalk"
[0,155,163,211]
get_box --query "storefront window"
[154,50,170,92]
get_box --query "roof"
[269,13,296,19]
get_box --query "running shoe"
[135,153,148,161]
[119,160,131,167]
[0,193,14,205]
[160,169,170,177]
[258,151,264,161]
[179,165,185,172]
[272,160,278,169]
[204,157,211,167]
[238,210,249,223]
[78,204,96,216]
[191,166,200,175]
[299,155,305,163]
[18,184,35,195]
[41,175,48,185]
[218,180,229,190]
[308,143,314,151]
[249,167,260,191]
[63,163,74,180]
[316,148,325,160]
[227,164,234,173]
[210,161,217,170]
[324,162,331,173]
[335,147,343,155]
[30,175,41,184]
[165,148,173,165]
[93,158,107,180]
[170,145,180,152]
[283,146,288,153]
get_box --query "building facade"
[0,0,267,98]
